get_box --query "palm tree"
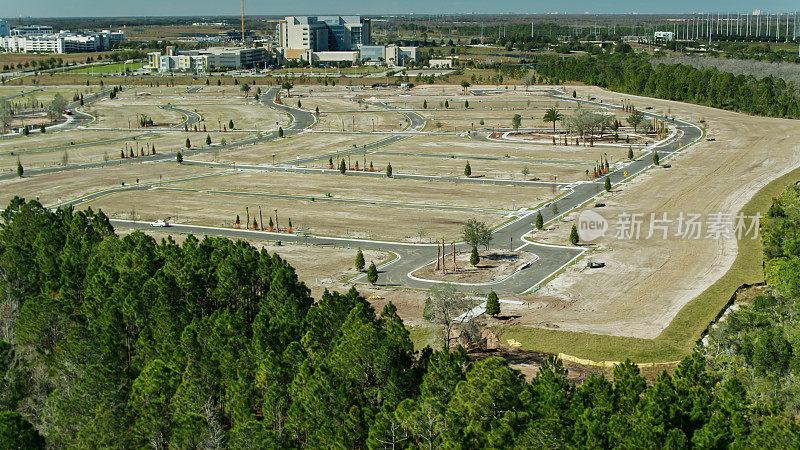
[281,81,293,98]
[543,106,563,133]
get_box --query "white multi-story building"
[0,29,125,53]
[278,16,370,52]
[654,31,675,42]
[358,44,418,66]
[10,25,53,36]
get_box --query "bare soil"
[411,250,535,284]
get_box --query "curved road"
[52,87,702,294]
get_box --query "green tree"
[464,161,472,177]
[461,80,471,94]
[240,83,251,96]
[340,159,347,174]
[355,249,365,271]
[569,224,579,245]
[511,114,522,131]
[282,81,294,97]
[626,110,644,132]
[16,161,23,177]
[535,211,543,230]
[604,176,612,191]
[129,359,180,448]
[423,99,427,109]
[176,152,183,164]
[386,163,392,177]
[653,151,659,166]
[543,106,563,133]
[462,218,492,249]
[628,147,634,160]
[229,119,234,130]
[0,411,45,449]
[315,106,320,116]
[205,134,211,146]
[485,291,500,317]
[278,126,284,137]
[185,137,191,149]
[470,245,479,266]
[367,262,378,284]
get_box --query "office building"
[0,20,9,37]
[10,25,53,36]
[147,46,269,72]
[0,29,124,53]
[278,16,370,52]
[359,44,418,65]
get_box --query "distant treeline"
[536,53,800,118]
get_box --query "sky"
[2,1,800,18]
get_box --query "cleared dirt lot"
[509,86,800,339]
[2,132,252,170]
[375,134,631,164]
[85,100,185,128]
[192,133,382,165]
[82,189,510,242]
[169,170,554,212]
[315,111,407,132]
[180,103,290,130]
[0,162,222,206]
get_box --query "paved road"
[51,87,703,294]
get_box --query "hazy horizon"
[1,1,799,19]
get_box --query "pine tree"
[470,245,480,266]
[386,163,393,177]
[653,152,659,166]
[206,135,211,146]
[423,99,427,109]
[278,126,283,137]
[367,262,378,284]
[486,290,500,317]
[464,100,469,108]
[340,159,347,174]
[328,157,334,167]
[535,211,543,230]
[604,176,612,192]
[229,119,234,130]
[355,250,365,271]
[444,99,449,108]
[315,106,319,116]
[253,218,258,230]
[569,224,579,245]
[185,137,191,149]
[464,161,472,177]
[176,152,183,164]
[628,147,634,160]
[16,161,23,177]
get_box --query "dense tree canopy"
[1,197,800,446]
[536,53,800,118]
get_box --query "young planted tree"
[444,100,449,108]
[470,245,480,266]
[511,114,522,131]
[278,126,284,138]
[185,137,191,149]
[206,135,211,146]
[604,176,612,192]
[252,218,258,230]
[569,224,580,245]
[521,166,530,178]
[626,110,645,132]
[355,249,365,272]
[460,80,471,94]
[543,106,563,133]
[535,211,543,230]
[386,163,393,177]
[240,83,251,97]
[339,159,347,174]
[281,81,294,97]
[367,262,378,284]
[297,99,302,108]
[315,106,319,116]
[464,161,472,177]
[229,120,234,130]
[628,147,634,160]
[462,218,492,250]
[653,151,660,166]
[485,290,500,317]
[16,161,23,177]
[176,152,183,164]
[422,99,427,109]
[464,100,469,108]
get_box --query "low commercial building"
[428,58,455,68]
[654,31,675,42]
[358,44,417,66]
[147,46,269,72]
